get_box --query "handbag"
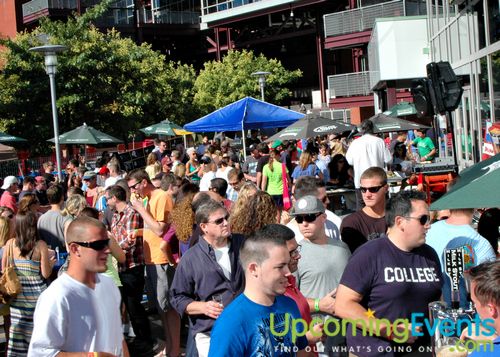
[282,162,292,211]
[0,242,21,304]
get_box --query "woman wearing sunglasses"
[2,211,55,356]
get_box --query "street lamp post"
[29,44,67,182]
[251,71,271,101]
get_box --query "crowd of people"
[0,128,499,357]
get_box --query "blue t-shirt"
[291,164,319,180]
[426,221,496,307]
[209,294,308,357]
[339,235,443,357]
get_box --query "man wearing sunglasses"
[335,191,442,357]
[126,168,179,357]
[292,195,351,356]
[340,167,389,254]
[287,176,342,243]
[171,200,245,357]
[29,216,129,357]
[345,120,392,210]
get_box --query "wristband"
[314,298,320,312]
[88,353,98,357]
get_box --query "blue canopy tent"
[184,97,304,157]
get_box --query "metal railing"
[202,0,259,16]
[94,7,200,26]
[319,109,352,123]
[153,9,200,24]
[324,0,407,38]
[327,71,373,98]
[22,0,77,18]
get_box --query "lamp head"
[29,45,68,75]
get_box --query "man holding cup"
[171,199,245,357]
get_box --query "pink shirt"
[0,191,17,214]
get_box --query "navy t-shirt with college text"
[339,235,443,357]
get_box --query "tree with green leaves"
[193,49,302,114]
[0,1,198,154]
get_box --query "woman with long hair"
[145,153,161,180]
[291,151,323,182]
[0,216,15,348]
[328,154,354,186]
[229,182,258,214]
[230,190,278,235]
[261,149,290,208]
[17,194,40,216]
[171,189,199,256]
[1,212,54,356]
[61,194,88,220]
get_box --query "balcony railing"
[202,0,260,16]
[328,71,373,98]
[23,0,77,19]
[94,8,200,26]
[324,0,408,38]
[153,9,200,24]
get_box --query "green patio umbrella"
[140,120,185,136]
[383,102,417,117]
[430,153,500,210]
[48,123,122,145]
[0,132,27,143]
[369,113,430,133]
[266,114,355,142]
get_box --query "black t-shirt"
[340,210,387,253]
[339,236,443,357]
[256,155,270,173]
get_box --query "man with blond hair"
[29,217,128,356]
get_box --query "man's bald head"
[66,216,106,244]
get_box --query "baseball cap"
[98,166,109,175]
[249,144,258,152]
[271,140,283,149]
[83,171,97,180]
[1,176,19,190]
[290,195,325,216]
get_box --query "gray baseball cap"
[290,195,325,216]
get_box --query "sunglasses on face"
[128,181,141,190]
[295,213,322,224]
[209,214,230,225]
[72,239,110,251]
[360,184,386,194]
[405,214,431,226]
